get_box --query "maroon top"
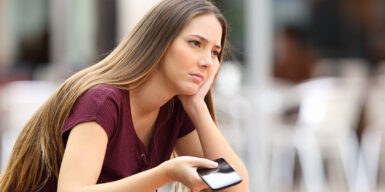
[38,84,195,191]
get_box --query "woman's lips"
[190,73,204,83]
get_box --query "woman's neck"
[129,71,175,117]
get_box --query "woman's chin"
[179,85,199,95]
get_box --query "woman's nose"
[198,52,213,68]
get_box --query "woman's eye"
[212,50,220,57]
[188,40,201,47]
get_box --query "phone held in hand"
[197,158,242,191]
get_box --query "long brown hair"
[0,0,227,191]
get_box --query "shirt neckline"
[126,89,167,157]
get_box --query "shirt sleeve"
[177,109,195,138]
[62,86,120,142]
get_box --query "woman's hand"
[160,156,218,191]
[178,64,219,114]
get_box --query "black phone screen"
[197,158,242,191]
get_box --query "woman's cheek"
[211,62,220,76]
[175,46,192,62]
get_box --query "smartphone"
[197,158,242,191]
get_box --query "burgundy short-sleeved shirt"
[39,84,195,191]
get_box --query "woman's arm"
[177,65,249,191]
[58,122,217,192]
[193,103,249,191]
[175,106,249,192]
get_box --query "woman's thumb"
[192,157,218,169]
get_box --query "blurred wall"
[50,0,96,81]
[0,0,4,73]
[117,0,159,40]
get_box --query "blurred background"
[1,0,385,191]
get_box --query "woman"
[0,0,249,191]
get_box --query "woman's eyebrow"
[188,34,222,50]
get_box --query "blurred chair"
[269,76,366,192]
[214,61,252,159]
[312,58,369,79]
[264,78,300,192]
[0,80,57,170]
[360,73,385,192]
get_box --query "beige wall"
[49,0,96,81]
[0,0,5,73]
[117,0,159,40]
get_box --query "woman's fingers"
[187,156,218,169]
[160,156,217,190]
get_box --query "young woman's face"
[159,14,223,95]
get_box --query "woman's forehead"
[179,14,223,45]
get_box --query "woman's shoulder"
[88,84,124,94]
[84,84,127,99]
[72,84,129,108]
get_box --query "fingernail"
[210,161,218,167]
